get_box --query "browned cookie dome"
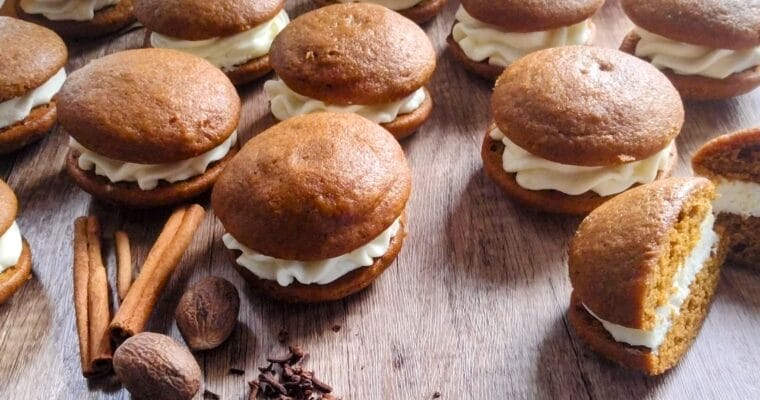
[0,17,67,102]
[622,0,760,50]
[212,112,412,261]
[0,179,18,236]
[134,0,284,40]
[57,48,240,164]
[492,46,683,167]
[461,0,604,32]
[269,3,436,105]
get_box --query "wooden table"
[1,1,759,399]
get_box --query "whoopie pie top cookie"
[17,0,135,39]
[448,0,604,79]
[620,0,760,100]
[568,177,726,375]
[264,3,436,139]
[0,17,67,154]
[136,0,289,85]
[483,46,683,215]
[212,112,411,301]
[0,179,32,305]
[59,48,241,207]
[312,0,448,25]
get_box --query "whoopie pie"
[17,0,135,39]
[0,179,32,305]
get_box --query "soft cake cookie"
[448,0,604,80]
[693,128,760,268]
[212,113,412,303]
[620,0,760,100]
[482,46,682,215]
[60,49,240,208]
[17,0,135,39]
[136,0,289,85]
[0,179,32,305]
[312,0,447,24]
[569,177,728,375]
[0,17,67,154]
[265,3,436,140]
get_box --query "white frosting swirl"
[333,0,422,11]
[713,178,760,218]
[0,68,66,130]
[69,132,237,191]
[150,10,290,70]
[223,218,401,287]
[634,27,760,80]
[20,0,120,21]
[452,6,592,67]
[584,211,718,352]
[264,79,426,124]
[0,222,23,273]
[490,127,672,197]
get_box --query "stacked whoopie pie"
[264,3,436,140]
[0,17,67,154]
[135,0,289,85]
[0,179,32,305]
[448,0,604,80]
[17,0,135,39]
[620,0,760,100]
[212,113,411,303]
[312,0,447,24]
[59,49,241,208]
[483,46,683,215]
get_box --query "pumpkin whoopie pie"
[212,112,411,303]
[0,179,32,305]
[60,49,240,208]
[483,46,683,215]
[620,0,760,101]
[693,128,760,269]
[16,0,135,39]
[136,0,289,86]
[0,17,67,155]
[312,0,447,24]
[264,3,436,140]
[448,0,604,80]
[569,177,728,375]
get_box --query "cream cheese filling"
[584,211,718,352]
[0,222,23,273]
[19,0,120,21]
[150,9,290,70]
[490,127,672,197]
[222,217,401,287]
[69,131,237,191]
[333,0,423,11]
[634,27,760,80]
[452,6,592,67]
[712,178,760,218]
[264,79,427,124]
[0,68,66,130]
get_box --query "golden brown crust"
[481,132,678,215]
[16,0,135,40]
[568,177,714,328]
[270,3,436,105]
[312,0,447,24]
[134,0,283,40]
[381,87,433,140]
[692,127,760,182]
[461,0,604,32]
[492,46,684,166]
[212,113,412,261]
[716,214,760,269]
[0,240,32,305]
[231,215,406,303]
[621,0,760,50]
[0,17,67,102]
[57,49,240,164]
[0,102,57,155]
[0,179,18,235]
[621,32,760,101]
[65,145,238,208]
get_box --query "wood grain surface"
[1,1,759,399]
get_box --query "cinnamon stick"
[115,230,132,301]
[73,218,91,377]
[109,204,206,343]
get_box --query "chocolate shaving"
[278,329,290,344]
[230,367,246,375]
[249,346,338,400]
[203,389,220,399]
[331,325,341,333]
[432,392,441,399]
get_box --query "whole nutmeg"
[175,276,240,351]
[113,332,201,400]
